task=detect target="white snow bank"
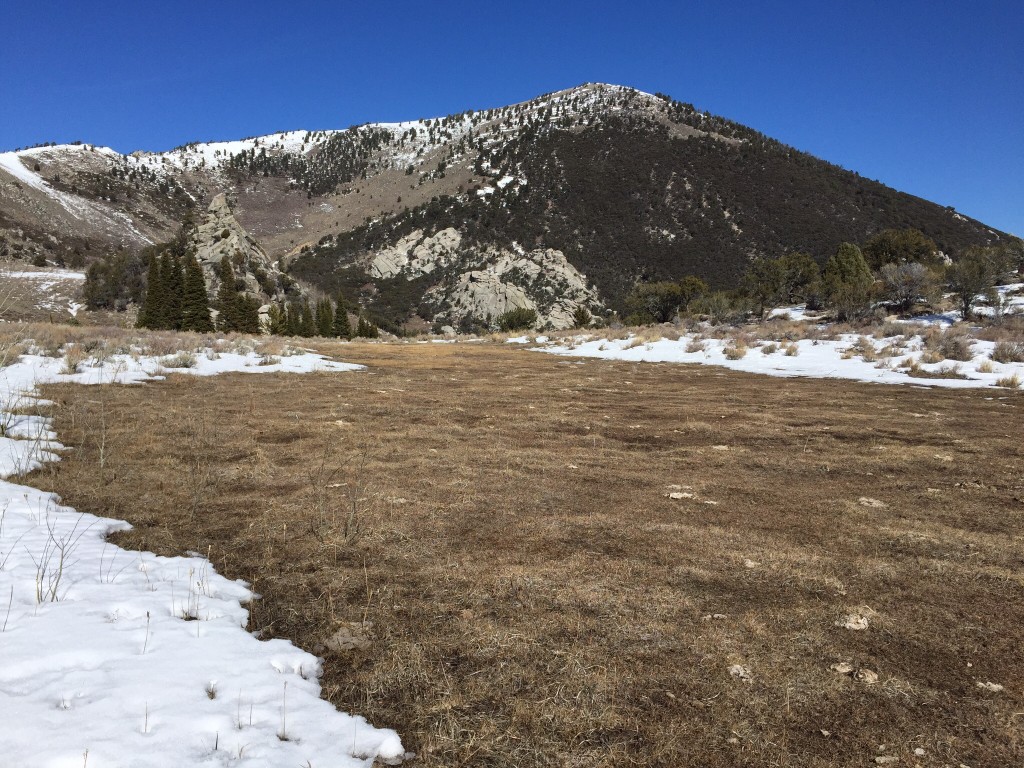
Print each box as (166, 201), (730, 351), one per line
(535, 332), (1024, 390)
(2, 270), (87, 281)
(0, 348), (406, 767)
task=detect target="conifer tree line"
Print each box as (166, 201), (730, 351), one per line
(137, 250), (379, 337)
(263, 291), (379, 339)
(137, 251), (215, 332)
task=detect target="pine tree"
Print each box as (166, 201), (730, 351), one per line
(137, 253), (164, 329)
(284, 303), (300, 336)
(180, 254), (213, 332)
(298, 300), (316, 337)
(332, 293), (352, 338)
(355, 314), (379, 338)
(216, 255), (239, 332)
(162, 254), (184, 330)
(237, 294), (261, 334)
(264, 303), (287, 335)
(315, 297), (334, 337)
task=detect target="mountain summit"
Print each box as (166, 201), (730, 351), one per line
(0, 83), (1010, 329)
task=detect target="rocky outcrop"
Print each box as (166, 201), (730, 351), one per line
(190, 193), (289, 301)
(423, 243), (601, 329)
(368, 228), (462, 279)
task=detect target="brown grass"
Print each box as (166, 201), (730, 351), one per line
(32, 342), (1024, 767)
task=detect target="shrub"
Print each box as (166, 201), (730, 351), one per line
(162, 351), (197, 369)
(991, 341), (1024, 363)
(761, 342), (779, 355)
(995, 373), (1021, 389)
(723, 344), (747, 360)
(497, 307), (538, 332)
(784, 342), (799, 356)
(977, 359), (995, 373)
(685, 338), (706, 353)
(937, 333), (974, 361)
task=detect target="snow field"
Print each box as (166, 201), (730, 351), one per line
(0, 347), (406, 767)
(527, 329), (1024, 391)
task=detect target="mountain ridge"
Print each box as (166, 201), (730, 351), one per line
(0, 83), (1013, 329)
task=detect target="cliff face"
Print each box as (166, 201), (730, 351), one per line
(189, 193), (292, 305)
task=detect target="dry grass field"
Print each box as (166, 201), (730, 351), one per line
(33, 341), (1024, 767)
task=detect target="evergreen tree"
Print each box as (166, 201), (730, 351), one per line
(741, 256), (786, 317)
(332, 293), (352, 338)
(823, 242), (873, 320)
(355, 314), (379, 338)
(948, 247), (998, 319)
(264, 303), (287, 335)
(315, 297), (334, 337)
(298, 300), (316, 337)
(237, 294), (261, 334)
(284, 303), (300, 336)
(137, 253), (164, 329)
(161, 254), (184, 330)
(216, 256), (239, 332)
(180, 254), (213, 332)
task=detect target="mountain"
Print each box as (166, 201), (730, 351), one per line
(0, 83), (1012, 330)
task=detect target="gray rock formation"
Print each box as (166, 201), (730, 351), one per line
(422, 242), (602, 329)
(190, 193), (289, 302)
(369, 228), (462, 279)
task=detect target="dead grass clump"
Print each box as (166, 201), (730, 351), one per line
(977, 359), (996, 374)
(995, 372), (1022, 389)
(783, 342), (799, 356)
(685, 337), (706, 353)
(907, 362), (968, 380)
(873, 321), (907, 339)
(760, 342), (779, 355)
(723, 343), (747, 360)
(919, 349), (945, 365)
(990, 341), (1024, 363)
(161, 351), (198, 369)
(61, 345), (88, 374)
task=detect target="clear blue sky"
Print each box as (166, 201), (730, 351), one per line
(3, 1), (1021, 235)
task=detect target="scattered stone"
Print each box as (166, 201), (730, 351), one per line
(743, 558), (760, 569)
(858, 497), (888, 509)
(837, 608), (875, 630)
(324, 621), (374, 653)
(854, 668), (879, 684)
(874, 757), (899, 765)
(976, 681), (1004, 693)
(728, 664), (753, 682)
(819, 729), (831, 737)
(711, 444), (730, 451)
(914, 748), (926, 757)
(831, 661), (855, 675)
(666, 491), (694, 500)
(701, 613), (729, 622)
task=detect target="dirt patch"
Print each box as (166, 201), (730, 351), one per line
(34, 342), (1024, 767)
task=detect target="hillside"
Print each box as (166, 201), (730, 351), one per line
(0, 83), (1012, 328)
